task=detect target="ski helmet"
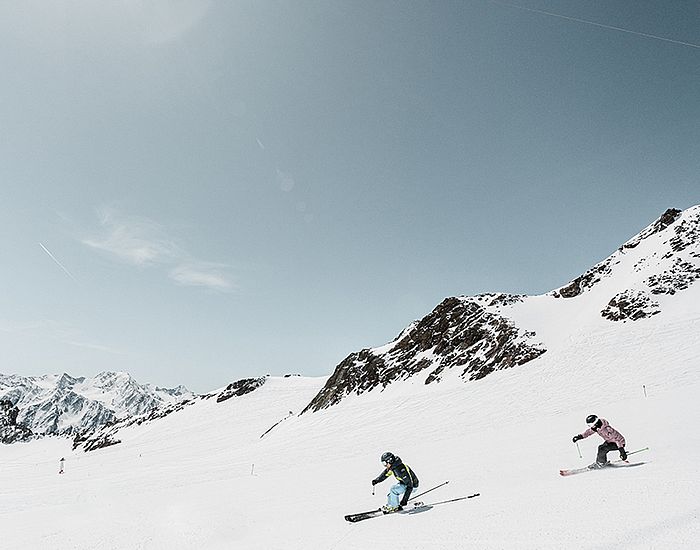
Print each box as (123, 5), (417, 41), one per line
(381, 451), (396, 465)
(586, 414), (598, 425)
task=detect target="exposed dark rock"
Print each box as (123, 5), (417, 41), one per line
(601, 290), (661, 322)
(0, 399), (34, 444)
(622, 208), (681, 250)
(82, 434), (122, 452)
(216, 377), (267, 403)
(476, 293), (525, 308)
(669, 216), (700, 253)
(646, 258), (700, 295)
(556, 261), (614, 299)
(555, 208), (684, 299)
(302, 297), (546, 413)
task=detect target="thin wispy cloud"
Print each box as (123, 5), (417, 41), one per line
(169, 263), (235, 292)
(83, 208), (180, 266)
(38, 242), (77, 281)
(83, 207), (235, 292)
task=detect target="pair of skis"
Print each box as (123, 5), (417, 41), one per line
(344, 481), (480, 523)
(559, 447), (649, 477)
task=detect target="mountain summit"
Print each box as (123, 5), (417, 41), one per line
(304, 205), (700, 413)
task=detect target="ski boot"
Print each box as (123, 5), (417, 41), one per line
(381, 504), (401, 514)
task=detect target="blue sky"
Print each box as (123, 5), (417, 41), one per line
(1, 1), (698, 392)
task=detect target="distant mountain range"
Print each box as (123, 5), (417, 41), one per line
(0, 371), (192, 441)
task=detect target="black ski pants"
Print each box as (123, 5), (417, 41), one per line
(597, 441), (621, 464)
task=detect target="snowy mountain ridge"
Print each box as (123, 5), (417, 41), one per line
(304, 205), (700, 412)
(0, 371), (193, 438)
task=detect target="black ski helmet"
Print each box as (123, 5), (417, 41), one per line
(586, 414), (598, 425)
(381, 451), (396, 465)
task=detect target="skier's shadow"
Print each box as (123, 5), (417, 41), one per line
(400, 504), (434, 516)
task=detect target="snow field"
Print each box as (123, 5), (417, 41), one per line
(2, 358), (699, 549)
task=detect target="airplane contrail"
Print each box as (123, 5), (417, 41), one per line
(39, 242), (77, 281)
(492, 1), (700, 50)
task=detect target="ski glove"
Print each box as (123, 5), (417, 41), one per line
(572, 434), (583, 443)
(371, 479), (379, 486)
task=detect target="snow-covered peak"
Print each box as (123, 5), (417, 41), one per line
(553, 206), (699, 301)
(304, 205), (700, 412)
(0, 371), (193, 436)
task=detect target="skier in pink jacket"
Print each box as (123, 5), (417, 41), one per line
(572, 415), (627, 467)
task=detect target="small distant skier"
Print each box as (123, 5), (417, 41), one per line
(371, 452), (419, 513)
(572, 415), (627, 468)
(59, 457), (65, 474)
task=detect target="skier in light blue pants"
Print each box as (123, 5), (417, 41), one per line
(371, 451), (419, 513)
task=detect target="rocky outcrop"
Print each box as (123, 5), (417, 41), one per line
(622, 208), (682, 250)
(302, 296), (546, 413)
(601, 290), (660, 322)
(0, 399), (33, 444)
(216, 377), (267, 403)
(555, 261), (615, 299)
(646, 258), (700, 295)
(601, 207), (700, 321)
(554, 208), (684, 299)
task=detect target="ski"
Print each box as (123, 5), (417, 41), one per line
(344, 509), (384, 523)
(560, 447), (649, 476)
(559, 461), (646, 476)
(344, 493), (479, 523)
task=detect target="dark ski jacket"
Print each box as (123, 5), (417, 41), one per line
(373, 457), (419, 504)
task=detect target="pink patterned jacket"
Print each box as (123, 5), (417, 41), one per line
(581, 418), (626, 448)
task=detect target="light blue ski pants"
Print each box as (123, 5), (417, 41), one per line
(387, 483), (407, 507)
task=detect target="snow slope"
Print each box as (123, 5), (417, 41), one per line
(1, 322), (699, 549)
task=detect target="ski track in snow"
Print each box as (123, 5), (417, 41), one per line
(2, 366), (699, 549)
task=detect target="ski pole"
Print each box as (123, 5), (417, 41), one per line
(408, 480), (449, 502)
(627, 447), (649, 457)
(575, 441), (582, 458)
(428, 494), (480, 506)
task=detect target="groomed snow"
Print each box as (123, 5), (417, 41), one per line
(2, 318), (699, 549)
